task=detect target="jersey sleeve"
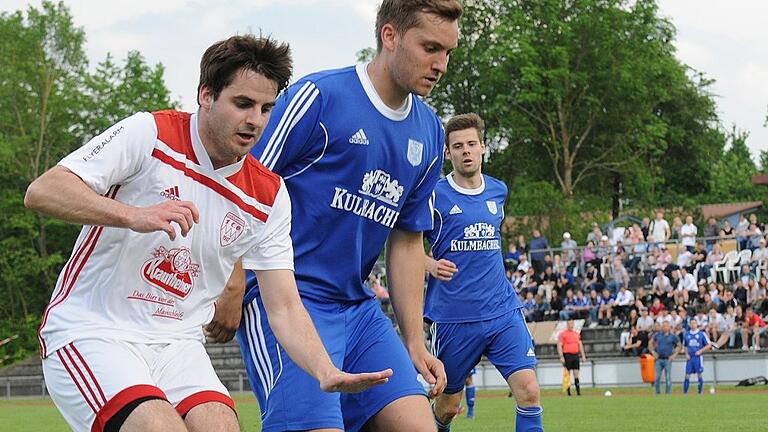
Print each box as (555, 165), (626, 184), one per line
(58, 112), (156, 195)
(251, 80), (323, 175)
(395, 139), (445, 232)
(241, 179), (294, 271)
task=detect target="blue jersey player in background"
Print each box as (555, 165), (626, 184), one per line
(424, 114), (543, 432)
(208, 1), (464, 431)
(683, 318), (711, 394)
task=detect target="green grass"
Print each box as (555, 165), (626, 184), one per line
(1, 387), (767, 431)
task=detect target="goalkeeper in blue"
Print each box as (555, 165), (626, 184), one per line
(425, 113), (543, 432)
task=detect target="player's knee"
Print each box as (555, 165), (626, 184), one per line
(434, 397), (461, 422)
(514, 377), (541, 406)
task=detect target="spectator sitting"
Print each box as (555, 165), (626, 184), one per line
(636, 307), (655, 333)
(634, 286), (654, 311)
(690, 242), (707, 277)
(517, 253), (531, 272)
(717, 289), (741, 314)
(587, 290), (601, 328)
(534, 294), (550, 322)
(504, 243), (520, 271)
(623, 326), (649, 356)
(706, 308), (724, 344)
(699, 243), (723, 283)
(694, 309), (709, 328)
(549, 289), (563, 320)
(656, 245), (674, 274)
(573, 290), (591, 321)
(721, 219), (735, 238)
(711, 305), (738, 349)
(606, 258), (629, 294)
(675, 268), (697, 306)
(583, 262), (604, 293)
(741, 307), (767, 351)
(736, 214), (750, 250)
(747, 219), (762, 250)
(556, 266), (575, 296)
(551, 254), (562, 273)
(517, 234), (528, 254)
(649, 297), (666, 318)
(751, 238), (768, 272)
(734, 280), (748, 305)
(596, 288), (616, 326)
(669, 309), (683, 334)
(655, 309), (673, 327)
(522, 291), (537, 322)
(740, 264), (756, 286)
(651, 269), (672, 300)
(614, 285), (635, 327)
(643, 246), (659, 283)
(543, 253), (554, 271)
(509, 269), (525, 294)
(676, 248), (694, 271)
(539, 266), (557, 302)
(627, 308), (639, 329)
(559, 289), (578, 321)
(524, 266), (541, 297)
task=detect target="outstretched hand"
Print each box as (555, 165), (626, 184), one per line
(319, 369), (394, 393)
(128, 200), (200, 240)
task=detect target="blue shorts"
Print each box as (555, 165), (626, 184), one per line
(430, 308), (536, 394)
(686, 356), (704, 375)
(236, 295), (425, 432)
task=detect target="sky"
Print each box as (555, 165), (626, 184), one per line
(3, 0), (766, 161)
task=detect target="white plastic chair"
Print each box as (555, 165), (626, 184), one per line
(715, 251), (738, 283)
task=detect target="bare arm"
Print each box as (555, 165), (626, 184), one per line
(257, 269), (392, 393)
(387, 228), (446, 397)
(25, 165), (199, 240)
(579, 340), (587, 360)
(557, 339), (564, 363)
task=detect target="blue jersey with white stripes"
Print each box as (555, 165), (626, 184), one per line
(683, 329), (709, 357)
(424, 174), (521, 323)
(245, 64), (444, 303)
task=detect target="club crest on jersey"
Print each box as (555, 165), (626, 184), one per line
(220, 212), (246, 247)
(141, 247), (199, 299)
(486, 200), (498, 215)
(360, 169), (404, 206)
(407, 139), (423, 166)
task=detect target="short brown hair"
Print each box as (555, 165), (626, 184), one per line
(198, 35), (292, 105)
(375, 0), (463, 51)
(445, 113), (484, 145)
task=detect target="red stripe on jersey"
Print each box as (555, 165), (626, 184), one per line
(39, 186), (120, 357)
(152, 111), (198, 165)
(71, 343), (107, 405)
(226, 155), (281, 208)
(57, 349), (99, 414)
(151, 149), (271, 222)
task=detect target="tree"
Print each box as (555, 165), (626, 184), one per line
(428, 0), (720, 203)
(708, 127), (761, 202)
(0, 1), (176, 362)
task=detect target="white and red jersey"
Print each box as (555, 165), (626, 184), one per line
(39, 110), (293, 358)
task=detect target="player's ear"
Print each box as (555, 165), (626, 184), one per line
(198, 85), (214, 111)
(380, 23), (397, 52)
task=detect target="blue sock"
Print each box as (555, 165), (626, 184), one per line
(683, 378), (690, 394)
(465, 386), (475, 415)
(698, 377), (704, 394)
(516, 405), (544, 432)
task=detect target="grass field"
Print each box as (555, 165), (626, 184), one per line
(1, 386), (767, 431)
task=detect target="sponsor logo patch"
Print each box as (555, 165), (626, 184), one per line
(141, 247), (199, 299)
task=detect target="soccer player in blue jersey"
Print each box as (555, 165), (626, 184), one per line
(425, 113), (543, 432)
(682, 318), (711, 394)
(207, 1), (463, 431)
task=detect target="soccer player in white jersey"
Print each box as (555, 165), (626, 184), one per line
(425, 114), (543, 432)
(24, 35), (390, 432)
(208, 1), (463, 431)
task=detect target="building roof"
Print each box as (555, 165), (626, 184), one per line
(699, 201), (763, 220)
(752, 175), (768, 186)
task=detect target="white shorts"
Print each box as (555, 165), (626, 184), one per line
(42, 337), (232, 432)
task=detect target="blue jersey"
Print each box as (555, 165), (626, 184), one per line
(683, 329), (710, 357)
(424, 174), (521, 323)
(245, 64), (444, 303)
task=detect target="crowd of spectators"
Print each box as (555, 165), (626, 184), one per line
(510, 211), (768, 354)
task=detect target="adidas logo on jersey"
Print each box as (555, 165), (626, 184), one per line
(160, 186), (180, 201)
(527, 348), (536, 357)
(349, 128), (369, 145)
(449, 205), (463, 215)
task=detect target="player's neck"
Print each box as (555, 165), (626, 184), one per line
(450, 171), (482, 190)
(366, 59), (410, 110)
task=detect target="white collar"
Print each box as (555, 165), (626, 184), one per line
(191, 112), (245, 177)
(356, 63), (412, 121)
(447, 172), (485, 195)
